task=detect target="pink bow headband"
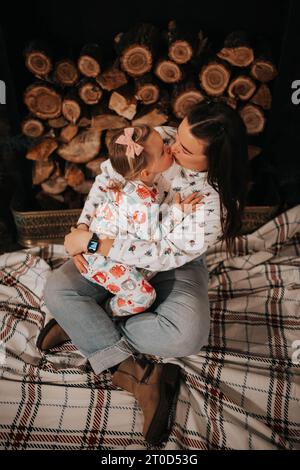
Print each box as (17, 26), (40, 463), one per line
(115, 128), (144, 159)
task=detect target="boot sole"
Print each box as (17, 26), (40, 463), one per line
(144, 363), (181, 446)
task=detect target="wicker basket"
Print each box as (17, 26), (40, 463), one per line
(11, 205), (280, 248)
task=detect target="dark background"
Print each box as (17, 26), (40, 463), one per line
(0, 0), (300, 229)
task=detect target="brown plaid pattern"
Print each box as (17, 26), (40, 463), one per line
(0, 206), (300, 450)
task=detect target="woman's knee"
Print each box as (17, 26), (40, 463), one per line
(157, 303), (210, 357)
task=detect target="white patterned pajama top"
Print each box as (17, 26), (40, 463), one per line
(78, 126), (224, 316)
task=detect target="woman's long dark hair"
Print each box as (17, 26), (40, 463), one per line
(187, 99), (250, 257)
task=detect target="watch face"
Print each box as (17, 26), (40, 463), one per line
(88, 240), (98, 252)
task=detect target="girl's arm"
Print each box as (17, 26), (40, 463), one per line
(76, 159), (125, 227)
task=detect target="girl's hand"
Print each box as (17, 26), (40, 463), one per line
(73, 253), (89, 274)
(174, 192), (205, 215)
(64, 227), (91, 256)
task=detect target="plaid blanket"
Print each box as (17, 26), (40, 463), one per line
(0, 205), (300, 450)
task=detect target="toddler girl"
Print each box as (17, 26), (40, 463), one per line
(81, 125), (201, 317)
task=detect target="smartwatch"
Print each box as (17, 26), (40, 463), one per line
(87, 232), (100, 254)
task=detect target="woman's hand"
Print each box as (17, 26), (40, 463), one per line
(64, 226), (91, 256)
(174, 192), (205, 215)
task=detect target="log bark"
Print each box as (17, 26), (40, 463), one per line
(199, 60), (231, 96)
(62, 93), (82, 123)
(21, 116), (45, 138)
(96, 62), (128, 91)
(24, 83), (62, 120)
(78, 79), (103, 105)
(32, 160), (55, 185)
(54, 59), (79, 86)
(172, 81), (205, 119)
(24, 41), (53, 77)
(239, 104), (265, 135)
(117, 23), (159, 77)
(227, 75), (256, 101)
(78, 44), (102, 77)
(65, 163), (85, 187)
(60, 123), (79, 143)
(154, 59), (183, 83)
(108, 85), (137, 120)
(217, 30), (254, 67)
(134, 74), (160, 104)
(166, 20), (194, 64)
(250, 83), (272, 110)
(26, 138), (58, 161)
(58, 128), (102, 163)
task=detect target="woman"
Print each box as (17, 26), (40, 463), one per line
(40, 100), (249, 445)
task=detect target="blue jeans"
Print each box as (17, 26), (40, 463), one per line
(43, 255), (210, 375)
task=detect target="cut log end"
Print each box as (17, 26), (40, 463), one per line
(22, 118), (45, 138)
(65, 163), (85, 187)
(79, 82), (103, 105)
(55, 60), (79, 86)
(26, 138), (58, 161)
(109, 88), (137, 120)
(24, 84), (62, 120)
(48, 116), (68, 129)
(217, 46), (254, 67)
(25, 52), (52, 77)
(250, 84), (272, 110)
(199, 61), (231, 96)
(58, 128), (102, 163)
(120, 46), (152, 77)
(62, 99), (81, 123)
(41, 176), (68, 195)
(60, 123), (79, 143)
(78, 56), (101, 78)
(172, 90), (204, 119)
(91, 114), (128, 131)
(248, 145), (262, 160)
(135, 83), (160, 105)
(132, 105), (169, 127)
(155, 60), (183, 83)
(251, 59), (278, 83)
(169, 40), (193, 64)
(240, 104), (265, 135)
(227, 76), (256, 101)
(97, 66), (128, 91)
(32, 160), (55, 185)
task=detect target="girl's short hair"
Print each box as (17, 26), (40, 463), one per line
(108, 125), (152, 180)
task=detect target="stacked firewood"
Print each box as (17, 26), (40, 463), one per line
(22, 23), (278, 209)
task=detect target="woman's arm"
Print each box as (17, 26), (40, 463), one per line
(65, 192), (222, 271)
(107, 192), (222, 271)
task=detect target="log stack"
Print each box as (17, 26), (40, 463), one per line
(22, 24), (278, 210)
